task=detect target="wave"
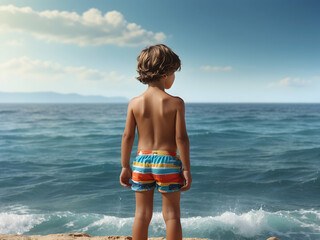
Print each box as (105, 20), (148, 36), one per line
(1, 205), (320, 239)
(0, 110), (18, 114)
(213, 117), (262, 124)
(1, 133), (123, 142)
(189, 130), (258, 138)
(294, 128), (320, 135)
(280, 147), (320, 159)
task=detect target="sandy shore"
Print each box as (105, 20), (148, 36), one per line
(0, 233), (281, 240)
(0, 232), (210, 240)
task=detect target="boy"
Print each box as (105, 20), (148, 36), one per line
(120, 44), (192, 240)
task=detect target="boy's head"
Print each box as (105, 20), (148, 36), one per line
(136, 44), (181, 84)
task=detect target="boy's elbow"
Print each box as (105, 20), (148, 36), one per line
(122, 132), (135, 141)
(176, 134), (189, 143)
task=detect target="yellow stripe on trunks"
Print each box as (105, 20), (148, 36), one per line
(133, 162), (180, 168)
(138, 150), (177, 156)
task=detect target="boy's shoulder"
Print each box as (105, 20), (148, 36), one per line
(127, 95), (184, 119)
(129, 93), (184, 108)
(166, 94), (185, 109)
(128, 94), (142, 106)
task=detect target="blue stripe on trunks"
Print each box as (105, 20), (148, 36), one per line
(134, 155), (181, 167)
(132, 166), (181, 174)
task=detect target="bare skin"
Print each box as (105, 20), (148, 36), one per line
(120, 71), (192, 240)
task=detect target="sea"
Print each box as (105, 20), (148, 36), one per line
(0, 103), (319, 240)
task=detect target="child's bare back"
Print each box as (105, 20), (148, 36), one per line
(131, 88), (181, 152)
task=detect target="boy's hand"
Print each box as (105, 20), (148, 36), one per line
(180, 170), (192, 191)
(120, 167), (132, 188)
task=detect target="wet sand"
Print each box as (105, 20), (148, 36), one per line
(0, 233), (281, 240)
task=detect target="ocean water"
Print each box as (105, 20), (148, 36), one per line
(0, 103), (319, 240)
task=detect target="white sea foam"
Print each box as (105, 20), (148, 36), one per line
(0, 210), (46, 234)
(1, 204), (320, 238)
(190, 208), (271, 237)
(79, 208), (320, 238)
(81, 215), (134, 232)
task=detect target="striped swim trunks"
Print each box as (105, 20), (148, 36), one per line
(130, 150), (184, 193)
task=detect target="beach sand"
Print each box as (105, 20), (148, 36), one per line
(0, 233), (281, 240)
(0, 232), (209, 240)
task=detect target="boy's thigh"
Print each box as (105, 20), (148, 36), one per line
(161, 191), (181, 218)
(135, 189), (155, 210)
(134, 190), (155, 221)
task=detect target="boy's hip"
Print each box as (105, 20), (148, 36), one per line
(133, 149), (181, 166)
(137, 149), (178, 157)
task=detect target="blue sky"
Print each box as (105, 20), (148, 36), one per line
(0, 0), (319, 102)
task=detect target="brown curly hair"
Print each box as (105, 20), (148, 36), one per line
(136, 44), (181, 84)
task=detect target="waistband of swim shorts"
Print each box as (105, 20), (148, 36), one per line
(137, 150), (177, 157)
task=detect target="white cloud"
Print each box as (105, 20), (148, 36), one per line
(0, 4), (166, 47)
(0, 56), (139, 97)
(201, 65), (232, 72)
(0, 56), (125, 82)
(268, 77), (312, 88)
(5, 39), (24, 46)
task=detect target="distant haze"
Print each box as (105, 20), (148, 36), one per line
(0, 92), (129, 103)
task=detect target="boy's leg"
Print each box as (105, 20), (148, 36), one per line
(132, 189), (154, 240)
(162, 191), (182, 240)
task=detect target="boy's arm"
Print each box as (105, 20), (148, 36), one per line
(121, 100), (136, 168)
(175, 98), (192, 191)
(120, 100), (136, 188)
(175, 98), (190, 170)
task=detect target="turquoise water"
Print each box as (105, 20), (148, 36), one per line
(0, 103), (319, 240)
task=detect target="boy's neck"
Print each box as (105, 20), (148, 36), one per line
(147, 79), (165, 91)
(147, 85), (165, 91)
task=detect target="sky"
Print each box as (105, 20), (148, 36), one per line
(0, 0), (319, 102)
